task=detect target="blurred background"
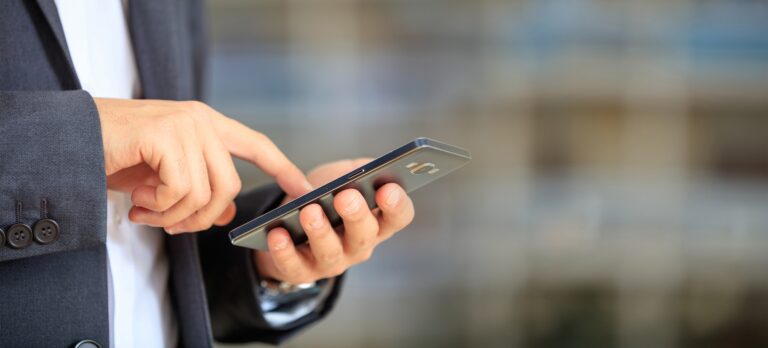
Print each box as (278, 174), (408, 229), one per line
(207, 0), (768, 347)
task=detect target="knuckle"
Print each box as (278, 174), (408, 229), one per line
(180, 114), (198, 130)
(179, 177), (194, 195)
(232, 176), (243, 194)
(171, 108), (197, 128)
(155, 114), (177, 132)
(318, 250), (343, 266)
(202, 189), (213, 204)
(183, 100), (209, 115)
(251, 130), (269, 143)
(224, 176), (242, 197)
(168, 180), (191, 201)
(194, 190), (211, 207)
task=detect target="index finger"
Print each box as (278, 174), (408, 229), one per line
(213, 116), (312, 198)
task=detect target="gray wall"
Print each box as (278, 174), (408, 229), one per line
(209, 1), (768, 347)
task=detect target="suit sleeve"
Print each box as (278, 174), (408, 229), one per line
(0, 90), (106, 263)
(198, 184), (345, 345)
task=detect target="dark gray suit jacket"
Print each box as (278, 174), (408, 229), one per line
(0, 0), (342, 346)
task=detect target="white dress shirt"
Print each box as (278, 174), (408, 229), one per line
(54, 1), (177, 347)
(54, 1), (330, 346)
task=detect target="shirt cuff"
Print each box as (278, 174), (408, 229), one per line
(255, 277), (336, 328)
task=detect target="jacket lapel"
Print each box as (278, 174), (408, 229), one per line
(128, 0), (183, 100)
(33, 0), (81, 89)
(129, 4), (213, 345)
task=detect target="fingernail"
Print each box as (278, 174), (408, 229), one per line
(165, 227), (178, 234)
(386, 188), (401, 207)
(344, 195), (361, 215)
(303, 181), (314, 192)
(273, 235), (288, 250)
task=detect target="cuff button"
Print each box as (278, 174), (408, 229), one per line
(74, 340), (102, 348)
(34, 218), (60, 244)
(0, 228), (5, 247)
(7, 223), (32, 249)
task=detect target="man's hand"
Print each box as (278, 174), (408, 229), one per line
(96, 98), (312, 233)
(253, 159), (416, 284)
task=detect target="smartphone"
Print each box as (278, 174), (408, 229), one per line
(229, 137), (471, 250)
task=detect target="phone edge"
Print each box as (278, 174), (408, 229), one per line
(228, 137), (470, 245)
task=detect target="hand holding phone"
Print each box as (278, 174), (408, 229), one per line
(230, 138), (471, 250)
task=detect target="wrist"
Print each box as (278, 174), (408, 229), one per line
(92, 97), (124, 176)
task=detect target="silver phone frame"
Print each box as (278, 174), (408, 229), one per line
(230, 137), (471, 250)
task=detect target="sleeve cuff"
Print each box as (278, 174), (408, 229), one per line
(199, 183), (347, 344)
(253, 270), (336, 329)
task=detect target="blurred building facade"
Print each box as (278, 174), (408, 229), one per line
(207, 1), (768, 347)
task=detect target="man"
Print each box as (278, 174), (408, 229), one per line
(0, 0), (415, 347)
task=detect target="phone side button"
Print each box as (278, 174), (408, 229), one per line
(348, 168), (366, 180)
